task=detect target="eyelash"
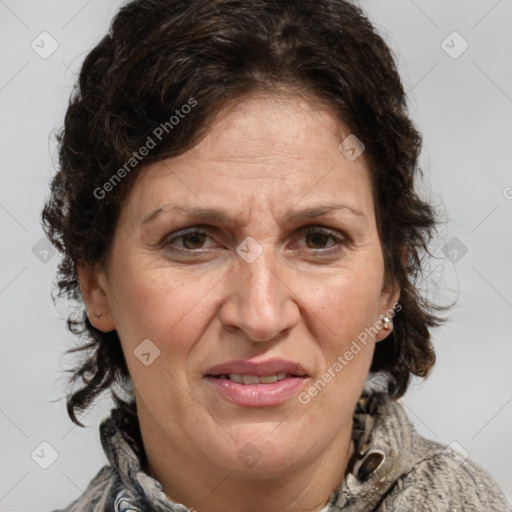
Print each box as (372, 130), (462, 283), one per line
(162, 226), (347, 257)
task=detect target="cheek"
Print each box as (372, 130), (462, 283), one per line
(298, 276), (381, 413)
(311, 261), (383, 332)
(109, 258), (221, 350)
(300, 256), (384, 379)
(109, 265), (215, 399)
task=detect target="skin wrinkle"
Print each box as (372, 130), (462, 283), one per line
(78, 93), (399, 512)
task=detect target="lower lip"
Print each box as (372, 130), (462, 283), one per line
(205, 376), (307, 407)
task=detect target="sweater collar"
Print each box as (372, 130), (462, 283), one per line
(99, 390), (419, 511)
(322, 391), (420, 511)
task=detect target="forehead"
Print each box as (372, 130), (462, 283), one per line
(123, 92), (375, 227)
(187, 92), (359, 169)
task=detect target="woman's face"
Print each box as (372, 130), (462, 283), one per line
(81, 93), (398, 480)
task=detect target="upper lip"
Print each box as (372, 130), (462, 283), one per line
(205, 358), (308, 377)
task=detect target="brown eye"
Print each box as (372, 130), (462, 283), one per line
(305, 232), (332, 249)
(296, 227), (346, 257)
(181, 232), (208, 250)
(164, 228), (213, 253)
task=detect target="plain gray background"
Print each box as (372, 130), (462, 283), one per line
(1, 1), (511, 510)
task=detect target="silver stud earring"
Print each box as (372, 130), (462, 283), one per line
(94, 312), (102, 318)
(383, 316), (391, 329)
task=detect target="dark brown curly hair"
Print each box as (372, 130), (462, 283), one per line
(42, 0), (446, 426)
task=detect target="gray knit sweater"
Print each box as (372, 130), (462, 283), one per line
(52, 391), (511, 512)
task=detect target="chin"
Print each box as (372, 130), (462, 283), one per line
(219, 427), (308, 473)
(231, 447), (304, 476)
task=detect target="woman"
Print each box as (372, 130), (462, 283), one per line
(42, 0), (510, 510)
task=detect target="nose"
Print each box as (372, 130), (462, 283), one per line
(218, 248), (300, 343)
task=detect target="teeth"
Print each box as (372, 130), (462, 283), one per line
(259, 375), (277, 384)
(242, 375), (259, 385)
(224, 373), (289, 384)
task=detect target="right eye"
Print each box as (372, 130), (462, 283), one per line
(163, 228), (217, 253)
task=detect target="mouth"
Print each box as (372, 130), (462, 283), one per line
(204, 358), (309, 407)
(205, 357), (308, 379)
(212, 372), (297, 384)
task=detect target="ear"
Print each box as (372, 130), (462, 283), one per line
(77, 264), (117, 332)
(375, 245), (407, 342)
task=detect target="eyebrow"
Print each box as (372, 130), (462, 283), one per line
(141, 203), (366, 228)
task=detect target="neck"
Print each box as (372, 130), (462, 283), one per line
(138, 405), (355, 512)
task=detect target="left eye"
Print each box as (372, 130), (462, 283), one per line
(300, 227), (342, 251)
